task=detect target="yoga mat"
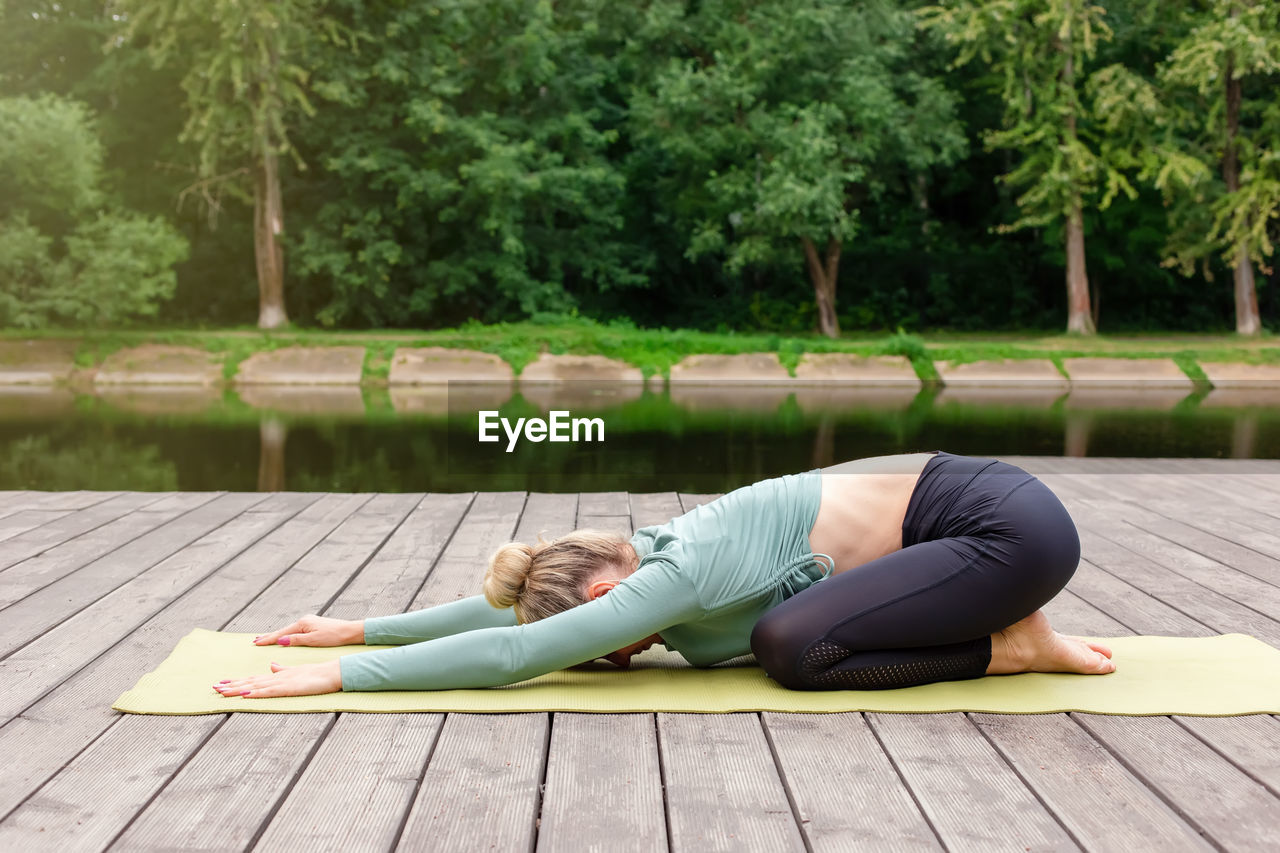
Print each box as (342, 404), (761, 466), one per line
(113, 629), (1280, 716)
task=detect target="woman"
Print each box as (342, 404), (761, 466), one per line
(215, 451), (1114, 699)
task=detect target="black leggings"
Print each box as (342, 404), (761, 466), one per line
(750, 453), (1081, 690)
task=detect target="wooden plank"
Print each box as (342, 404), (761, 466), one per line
(1075, 523), (1280, 645)
(1220, 473), (1280, 502)
(0, 715), (222, 852)
(407, 491), (526, 609)
(1051, 497), (1280, 644)
(261, 493), (537, 851)
(1122, 469), (1280, 516)
(225, 493), (421, 632)
(1065, 559), (1214, 637)
(389, 494), (550, 853)
(576, 491), (629, 516)
(0, 492), (30, 518)
(538, 714), (666, 853)
(970, 714), (1209, 851)
(0, 509), (71, 544)
(0, 498), (297, 720)
(1063, 496), (1280, 625)
(576, 513), (631, 536)
(677, 493), (721, 514)
(323, 493), (471, 623)
(1116, 504), (1280, 591)
(0, 493), (219, 603)
(629, 492), (684, 529)
(110, 713), (333, 851)
(0, 492), (165, 572)
(867, 713), (1077, 851)
(762, 713), (940, 852)
(1070, 469), (1280, 558)
(251, 493), (471, 850)
(116, 495), (423, 844)
(397, 713), (547, 851)
(251, 714), (443, 853)
(514, 492), (579, 543)
(1073, 714), (1280, 848)
(1175, 715), (1280, 795)
(658, 713), (805, 852)
(1143, 497), (1280, 570)
(19, 491), (122, 511)
(1049, 471), (1280, 591)
(1040, 588), (1131, 638)
(514, 495), (665, 853)
(0, 492), (267, 655)
(0, 493), (356, 818)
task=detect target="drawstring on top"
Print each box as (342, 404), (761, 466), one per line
(776, 552), (834, 598)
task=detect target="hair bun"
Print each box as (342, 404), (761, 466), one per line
(484, 542), (535, 609)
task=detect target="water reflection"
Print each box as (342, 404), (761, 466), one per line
(1, 382), (1278, 492)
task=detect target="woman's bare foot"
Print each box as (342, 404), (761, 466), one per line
(988, 610), (1116, 676)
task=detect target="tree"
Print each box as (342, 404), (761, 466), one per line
(630, 0), (964, 338)
(120, 0), (336, 329)
(0, 94), (187, 327)
(1117, 1), (1280, 335)
(288, 0), (645, 328)
(922, 0), (1126, 334)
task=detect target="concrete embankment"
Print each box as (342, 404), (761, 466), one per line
(3, 341), (1280, 399)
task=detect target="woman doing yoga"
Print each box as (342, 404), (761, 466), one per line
(214, 451), (1114, 699)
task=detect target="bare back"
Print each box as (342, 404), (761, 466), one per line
(809, 452), (935, 574)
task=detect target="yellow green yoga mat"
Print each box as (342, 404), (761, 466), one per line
(113, 629), (1280, 716)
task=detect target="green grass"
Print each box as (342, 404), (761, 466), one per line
(1, 321), (1275, 383)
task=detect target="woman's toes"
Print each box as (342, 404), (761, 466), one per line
(1088, 642), (1113, 659)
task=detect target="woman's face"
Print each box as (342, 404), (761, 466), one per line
(601, 633), (662, 668)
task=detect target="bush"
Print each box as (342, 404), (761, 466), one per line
(0, 95), (188, 327)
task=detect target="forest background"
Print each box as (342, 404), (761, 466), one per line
(1, 0), (1278, 338)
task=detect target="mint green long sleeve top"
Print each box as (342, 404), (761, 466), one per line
(339, 470), (831, 691)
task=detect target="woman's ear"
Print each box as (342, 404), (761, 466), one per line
(586, 579), (620, 601)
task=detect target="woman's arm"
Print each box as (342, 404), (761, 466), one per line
(221, 556), (702, 697)
(340, 560), (702, 690)
(251, 596), (518, 648)
(362, 595), (518, 643)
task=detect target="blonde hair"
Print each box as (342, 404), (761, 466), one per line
(484, 529), (633, 623)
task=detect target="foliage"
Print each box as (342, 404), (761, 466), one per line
(629, 0), (964, 327)
(0, 1), (1276, 333)
(0, 95), (103, 229)
(0, 94), (188, 327)
(920, 0), (1123, 231)
(117, 0), (327, 206)
(289, 0), (644, 328)
(1147, 0), (1279, 275)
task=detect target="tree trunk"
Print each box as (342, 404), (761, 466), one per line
(1061, 30), (1095, 335)
(1223, 41), (1262, 335)
(802, 235), (841, 339)
(1064, 200), (1095, 334)
(254, 146), (288, 329)
(1233, 245), (1261, 335)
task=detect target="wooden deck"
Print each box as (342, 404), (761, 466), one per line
(2, 458), (1280, 851)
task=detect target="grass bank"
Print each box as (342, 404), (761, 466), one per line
(2, 320), (1276, 381)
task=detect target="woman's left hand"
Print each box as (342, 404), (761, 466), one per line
(213, 659), (342, 699)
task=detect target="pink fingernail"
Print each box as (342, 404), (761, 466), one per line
(219, 680), (230, 684)
(241, 691), (250, 696)
(278, 637), (291, 646)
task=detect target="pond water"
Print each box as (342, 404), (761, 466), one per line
(3, 383), (1279, 493)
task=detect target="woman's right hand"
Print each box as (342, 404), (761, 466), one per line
(253, 614), (364, 648)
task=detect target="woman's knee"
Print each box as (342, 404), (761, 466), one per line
(750, 608), (814, 690)
(1008, 489), (1081, 602)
